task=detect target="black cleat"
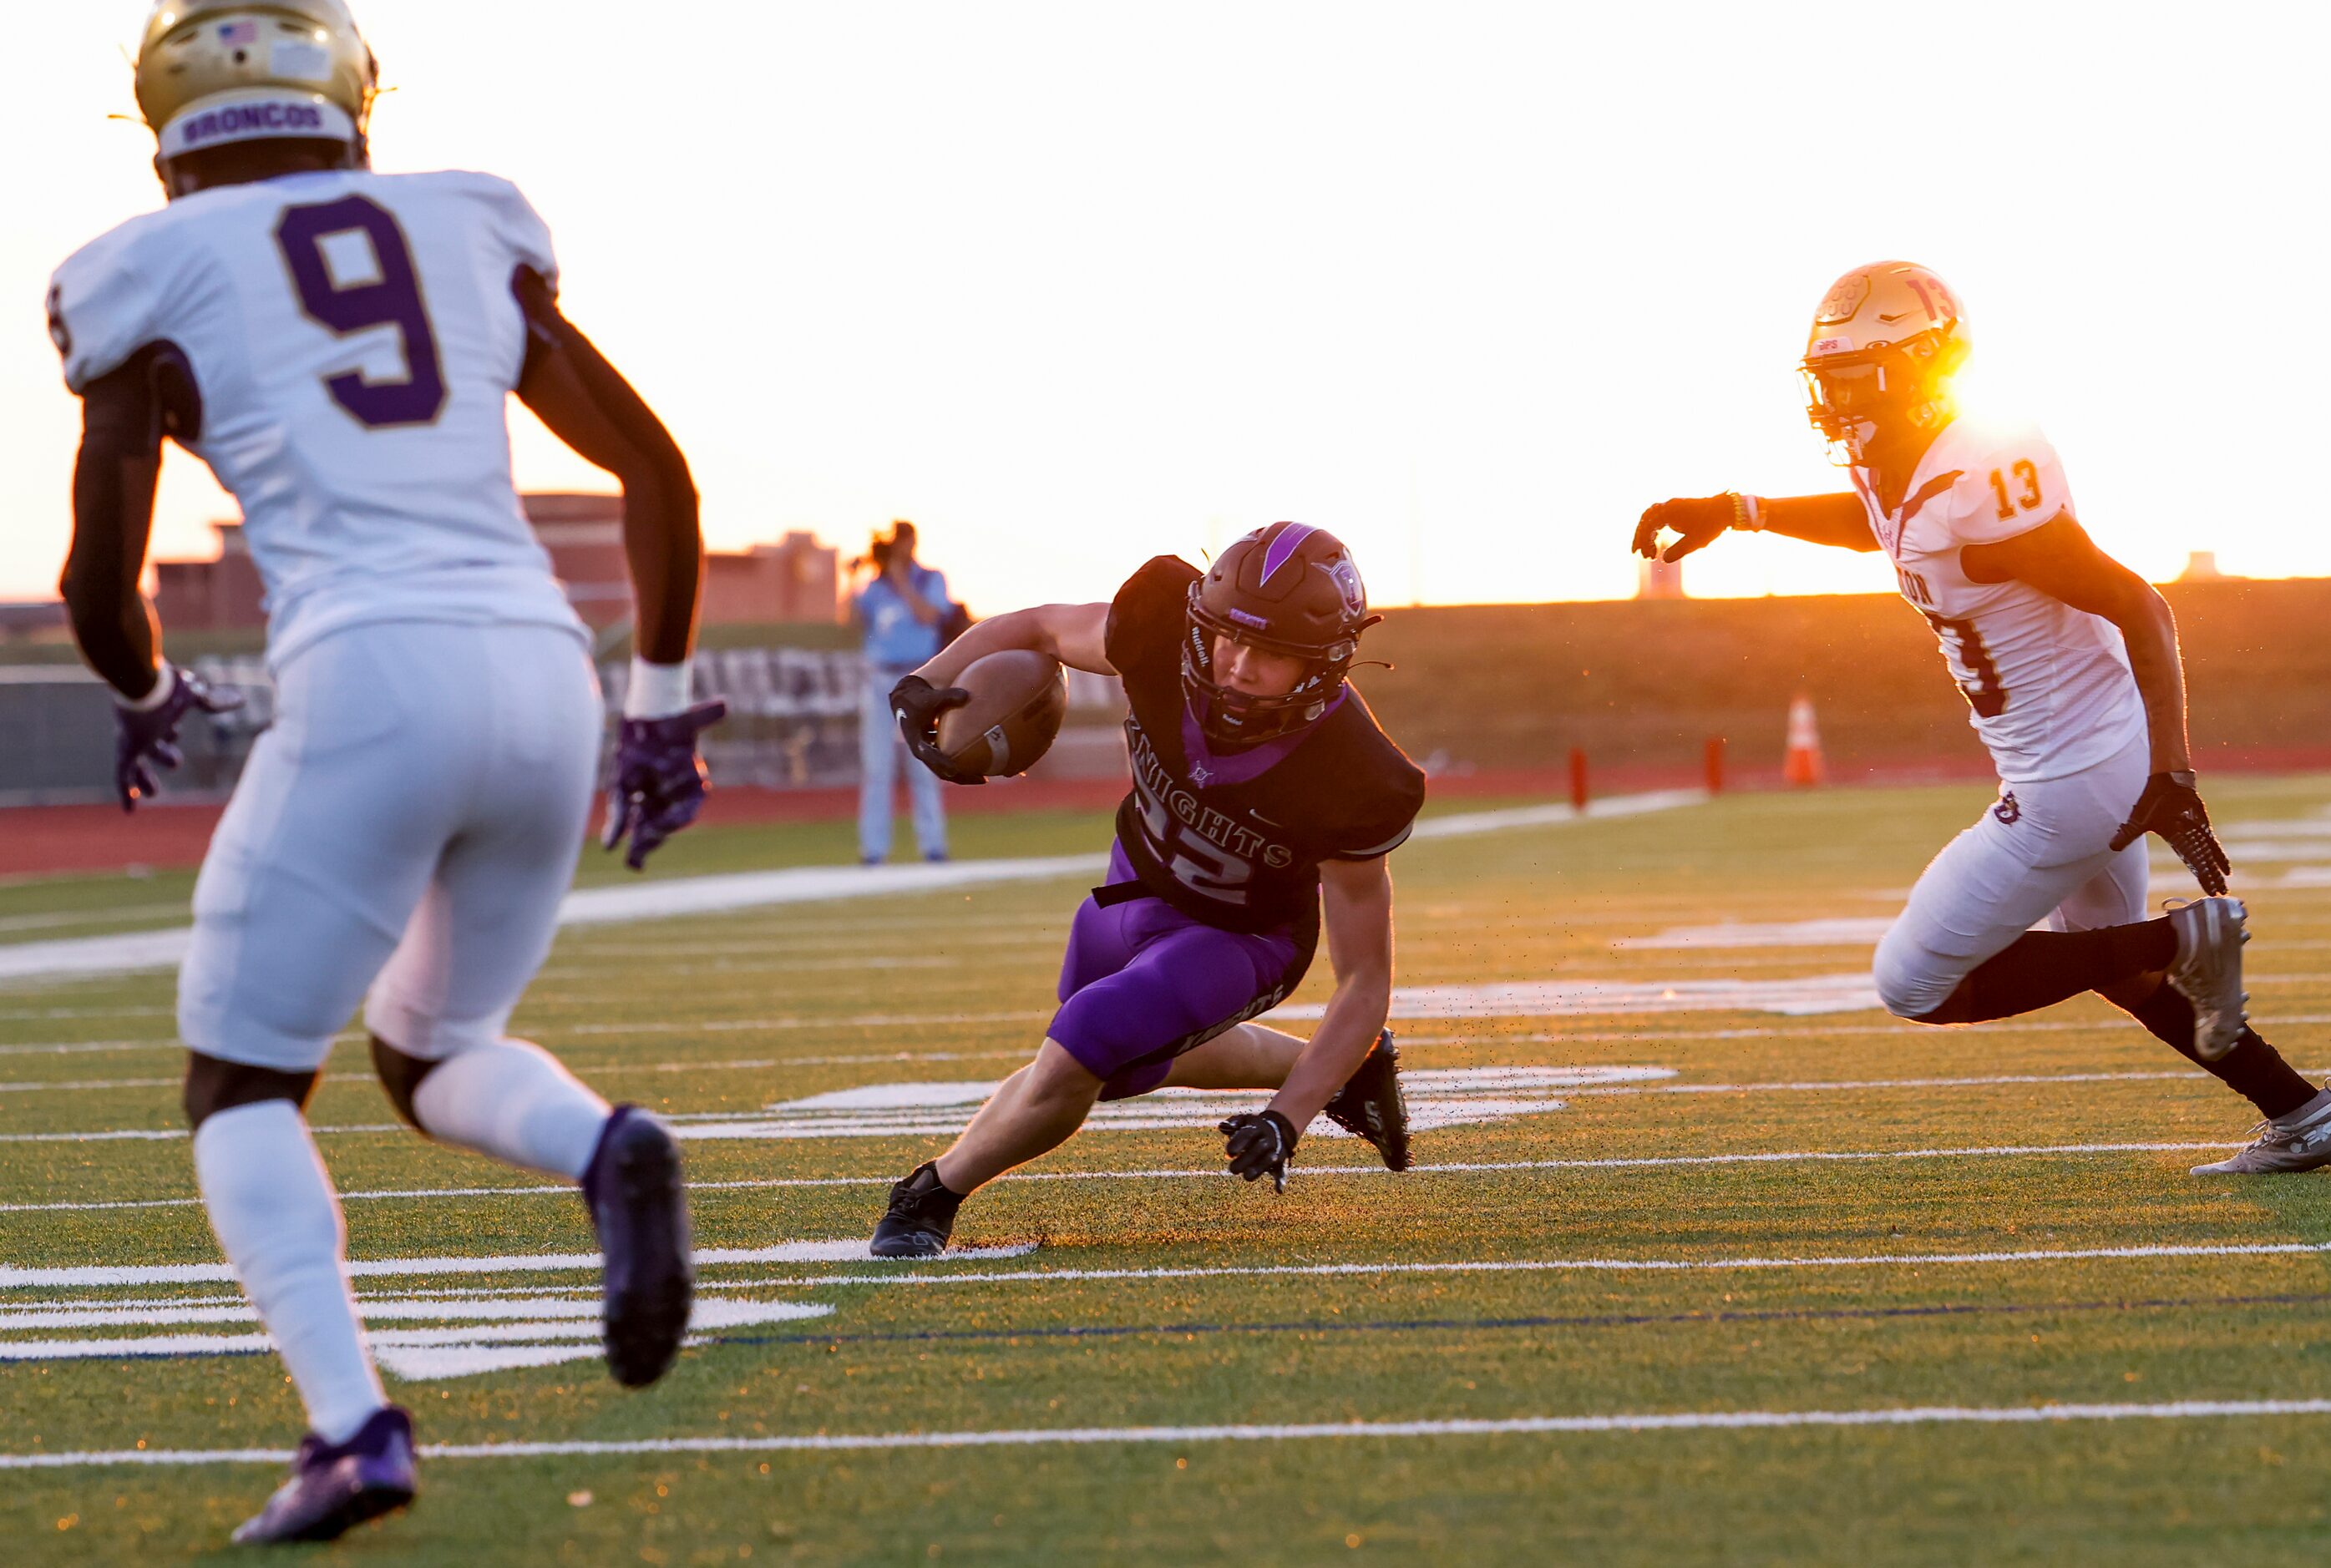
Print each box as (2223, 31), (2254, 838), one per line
(871, 1161), (964, 1257)
(584, 1105), (694, 1388)
(1323, 1027), (1412, 1171)
(231, 1405), (417, 1545)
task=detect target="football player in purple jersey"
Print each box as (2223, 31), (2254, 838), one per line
(874, 523), (1427, 1255)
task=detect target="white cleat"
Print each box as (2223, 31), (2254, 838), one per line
(2163, 897), (2250, 1062)
(2192, 1091), (2331, 1176)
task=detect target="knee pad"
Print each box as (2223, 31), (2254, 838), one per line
(181, 1052), (320, 1130)
(370, 1034), (444, 1129)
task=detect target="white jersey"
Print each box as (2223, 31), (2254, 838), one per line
(1851, 417), (2146, 782)
(48, 169), (585, 667)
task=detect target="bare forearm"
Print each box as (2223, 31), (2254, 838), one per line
(63, 387), (165, 701)
(914, 608), (1041, 687)
(1760, 493), (1880, 552)
(621, 464), (702, 665)
(1268, 972), (1391, 1128)
(896, 575), (942, 625)
(2117, 592), (2192, 772)
(60, 569), (160, 700)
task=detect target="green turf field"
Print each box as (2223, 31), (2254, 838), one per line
(5, 778), (2331, 1565)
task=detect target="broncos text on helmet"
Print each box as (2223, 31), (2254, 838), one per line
(1801, 260), (1971, 466)
(1183, 522), (1382, 747)
(135, 1), (379, 189)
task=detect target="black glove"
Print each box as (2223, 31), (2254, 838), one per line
(2109, 770), (2231, 895)
(1633, 494), (1739, 564)
(114, 664), (245, 813)
(1219, 1110), (1300, 1193)
(888, 674), (985, 786)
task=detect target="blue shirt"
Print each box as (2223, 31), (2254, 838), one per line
(856, 567), (950, 669)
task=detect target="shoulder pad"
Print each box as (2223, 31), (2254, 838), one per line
(1939, 421), (2074, 546)
(48, 212), (190, 393)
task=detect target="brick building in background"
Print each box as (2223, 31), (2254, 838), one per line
(152, 493), (844, 633)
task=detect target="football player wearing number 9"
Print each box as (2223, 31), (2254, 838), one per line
(50, 3), (722, 1545)
(872, 524), (1427, 1255)
(1635, 262), (2331, 1176)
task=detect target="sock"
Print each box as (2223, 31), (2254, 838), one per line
(192, 1101), (384, 1445)
(905, 1161), (969, 1218)
(1952, 921), (2180, 1022)
(410, 1038), (611, 1181)
(2113, 984), (2318, 1120)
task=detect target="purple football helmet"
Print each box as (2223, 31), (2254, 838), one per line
(1183, 522), (1381, 746)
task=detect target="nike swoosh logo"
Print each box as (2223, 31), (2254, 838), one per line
(1877, 311), (1910, 323)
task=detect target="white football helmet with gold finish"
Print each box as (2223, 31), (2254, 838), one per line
(1801, 260), (1971, 464)
(134, 2), (377, 179)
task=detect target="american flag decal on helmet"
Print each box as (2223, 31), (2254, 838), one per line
(218, 20), (261, 45)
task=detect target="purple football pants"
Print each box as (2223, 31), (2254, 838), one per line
(1049, 845), (1312, 1100)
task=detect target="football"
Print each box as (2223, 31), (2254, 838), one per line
(934, 649), (1070, 778)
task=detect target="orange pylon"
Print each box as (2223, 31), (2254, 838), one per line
(1782, 694), (1825, 787)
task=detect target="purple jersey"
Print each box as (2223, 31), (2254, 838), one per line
(1106, 557), (1425, 935)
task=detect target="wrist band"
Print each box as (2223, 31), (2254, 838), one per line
(1727, 492), (1766, 533)
(116, 663), (175, 712)
(624, 657), (695, 720)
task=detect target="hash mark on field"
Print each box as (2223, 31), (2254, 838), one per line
(11, 1399), (2331, 1469)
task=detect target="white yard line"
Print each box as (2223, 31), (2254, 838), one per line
(0, 791), (1705, 987)
(5, 1065), (2311, 1150)
(0, 1240), (1036, 1290)
(0, 1140), (2247, 1215)
(8, 1398), (2331, 1469)
(707, 1237), (2331, 1296)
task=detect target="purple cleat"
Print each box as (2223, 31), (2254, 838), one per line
(231, 1404), (416, 1545)
(584, 1105), (695, 1387)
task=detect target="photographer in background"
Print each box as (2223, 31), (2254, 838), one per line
(851, 522), (959, 864)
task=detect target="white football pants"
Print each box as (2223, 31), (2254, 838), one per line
(179, 621), (600, 1070)
(1872, 731), (2151, 1019)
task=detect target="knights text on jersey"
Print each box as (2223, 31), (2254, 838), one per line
(48, 169), (585, 667)
(1851, 418), (2147, 782)
(1103, 557), (1426, 934)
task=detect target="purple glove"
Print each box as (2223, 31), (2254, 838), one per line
(115, 665), (245, 812)
(601, 700), (727, 871)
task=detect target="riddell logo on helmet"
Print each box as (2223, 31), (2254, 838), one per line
(178, 101), (327, 149)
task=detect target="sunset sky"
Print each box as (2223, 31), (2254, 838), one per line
(1, 3), (2320, 618)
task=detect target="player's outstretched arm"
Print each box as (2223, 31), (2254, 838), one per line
(1267, 854), (1396, 1132)
(1634, 492), (1876, 561)
(513, 267), (701, 666)
(60, 346), (242, 811)
(889, 603), (1113, 784)
(1964, 514), (2229, 891)
(512, 267), (722, 869)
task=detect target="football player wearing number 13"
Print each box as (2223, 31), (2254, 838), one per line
(49, 2), (724, 1544)
(1637, 261), (2331, 1176)
(872, 524), (1427, 1256)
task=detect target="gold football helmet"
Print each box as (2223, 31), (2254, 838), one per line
(1801, 260), (1971, 463)
(134, 3), (377, 175)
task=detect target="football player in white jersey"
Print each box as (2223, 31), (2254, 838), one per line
(1634, 261), (2331, 1178)
(50, 3), (726, 1543)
